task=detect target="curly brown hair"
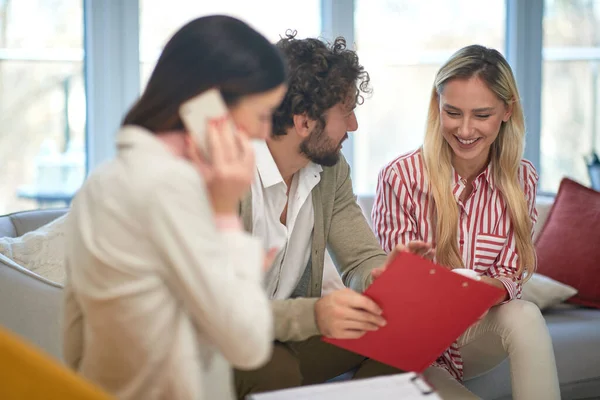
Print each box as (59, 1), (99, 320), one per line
(272, 31), (371, 136)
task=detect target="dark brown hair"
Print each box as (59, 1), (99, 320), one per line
(272, 31), (370, 136)
(123, 15), (286, 132)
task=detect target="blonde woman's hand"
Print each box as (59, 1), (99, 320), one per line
(371, 241), (434, 280)
(185, 117), (255, 215)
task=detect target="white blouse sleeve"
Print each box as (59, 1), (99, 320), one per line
(149, 167), (272, 370)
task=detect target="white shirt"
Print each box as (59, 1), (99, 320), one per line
(251, 141), (344, 300)
(63, 126), (272, 400)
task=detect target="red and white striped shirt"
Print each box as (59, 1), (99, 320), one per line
(372, 148), (538, 380)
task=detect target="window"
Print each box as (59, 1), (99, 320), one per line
(2, 1), (579, 217)
(0, 0), (85, 214)
(139, 0), (322, 88)
(353, 0), (506, 195)
(540, 0), (600, 192)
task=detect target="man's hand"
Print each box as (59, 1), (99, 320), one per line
(315, 288), (386, 339)
(371, 241), (433, 280)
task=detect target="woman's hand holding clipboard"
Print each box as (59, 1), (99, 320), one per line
(323, 251), (505, 373)
(370, 241), (434, 281)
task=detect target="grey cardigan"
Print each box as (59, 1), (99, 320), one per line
(241, 155), (387, 342)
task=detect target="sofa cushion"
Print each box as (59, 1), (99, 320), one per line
(0, 217), (16, 238)
(521, 273), (578, 311)
(535, 178), (600, 308)
(0, 209), (68, 239)
(0, 214), (68, 284)
(544, 306), (600, 398)
(0, 209), (68, 361)
(10, 209), (69, 237)
(0, 254), (63, 360)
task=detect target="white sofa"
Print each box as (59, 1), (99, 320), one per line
(0, 208), (65, 360)
(1, 200), (599, 399)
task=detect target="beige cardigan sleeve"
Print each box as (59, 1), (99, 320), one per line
(327, 157), (387, 292)
(271, 298), (320, 342)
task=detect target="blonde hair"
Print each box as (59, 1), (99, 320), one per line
(422, 45), (535, 281)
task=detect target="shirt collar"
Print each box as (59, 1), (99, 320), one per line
(452, 162), (494, 192)
(254, 140), (284, 188)
(483, 163), (495, 188)
(254, 140), (323, 189)
(300, 159), (323, 182)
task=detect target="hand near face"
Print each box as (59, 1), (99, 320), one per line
(185, 118), (255, 215)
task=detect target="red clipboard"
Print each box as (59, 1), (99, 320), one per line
(323, 251), (505, 373)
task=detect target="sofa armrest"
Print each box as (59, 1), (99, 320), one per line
(0, 254), (63, 361)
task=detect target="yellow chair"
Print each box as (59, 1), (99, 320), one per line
(0, 326), (113, 399)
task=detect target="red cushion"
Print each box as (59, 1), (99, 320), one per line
(535, 178), (600, 308)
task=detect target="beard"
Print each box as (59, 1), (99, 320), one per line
(299, 124), (345, 167)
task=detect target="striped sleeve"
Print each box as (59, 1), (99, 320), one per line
(372, 164), (419, 253)
(491, 243), (521, 300)
(487, 161), (539, 300)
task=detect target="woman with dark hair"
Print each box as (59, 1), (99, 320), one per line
(63, 15), (287, 400)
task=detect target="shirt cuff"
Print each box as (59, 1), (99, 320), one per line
(272, 298), (321, 342)
(495, 276), (519, 303)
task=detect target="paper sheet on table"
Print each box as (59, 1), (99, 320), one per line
(246, 373), (441, 399)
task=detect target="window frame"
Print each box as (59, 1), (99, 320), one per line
(83, 0), (582, 197)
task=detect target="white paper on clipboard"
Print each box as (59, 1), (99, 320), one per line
(246, 373), (441, 400)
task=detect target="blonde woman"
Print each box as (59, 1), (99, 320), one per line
(372, 45), (560, 399)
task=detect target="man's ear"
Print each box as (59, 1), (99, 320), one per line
(292, 113), (315, 139)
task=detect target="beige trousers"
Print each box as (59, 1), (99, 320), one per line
(423, 300), (560, 400)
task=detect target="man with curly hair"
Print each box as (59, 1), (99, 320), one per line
(234, 33), (427, 398)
